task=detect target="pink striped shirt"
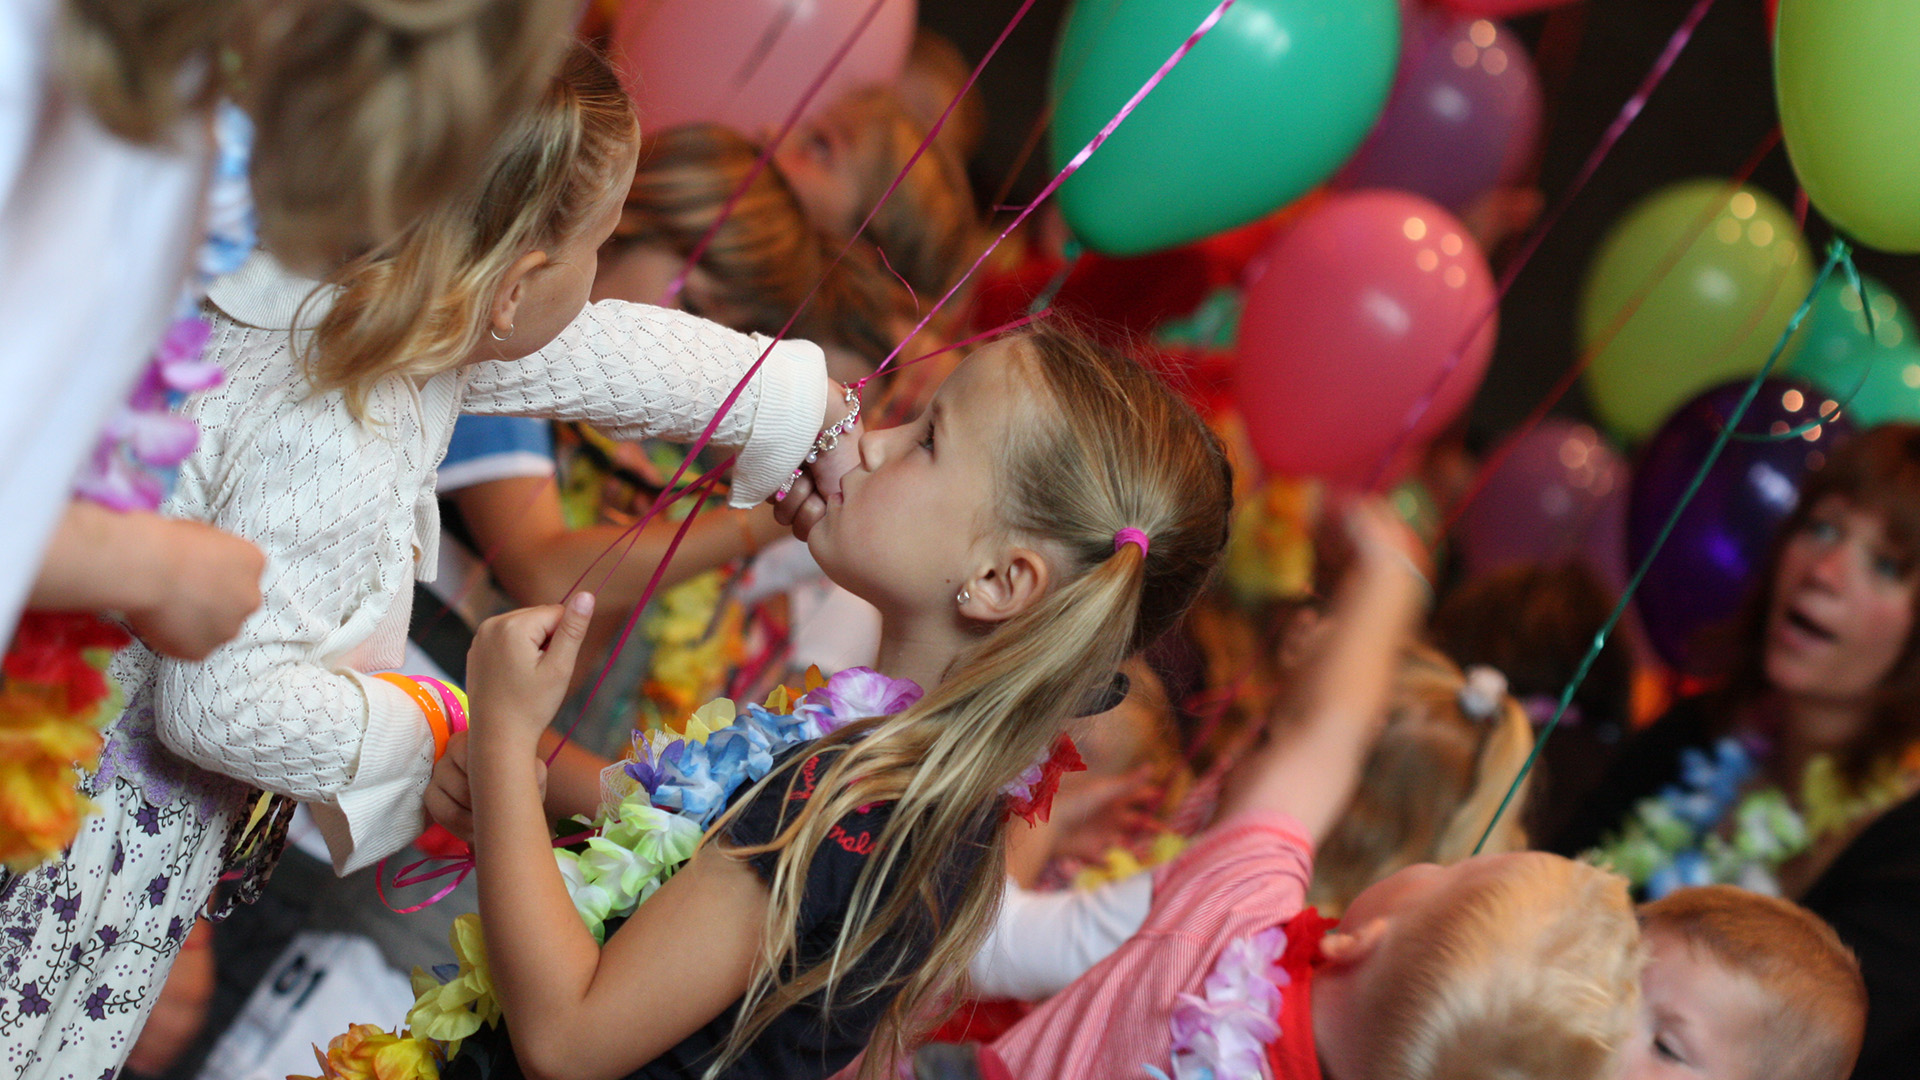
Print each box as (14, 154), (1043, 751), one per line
(988, 811), (1315, 1078)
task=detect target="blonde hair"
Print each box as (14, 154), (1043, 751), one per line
(617, 123), (906, 363)
(301, 44), (636, 417)
(708, 321), (1234, 1079)
(1363, 854), (1642, 1080)
(1641, 886), (1866, 1080)
(59, 0), (576, 272)
(1310, 646), (1536, 913)
(826, 87), (980, 302)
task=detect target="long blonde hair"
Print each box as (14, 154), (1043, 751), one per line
(59, 0), (575, 271)
(617, 123), (905, 363)
(1309, 646), (1536, 914)
(708, 322), (1234, 1078)
(300, 44), (636, 417)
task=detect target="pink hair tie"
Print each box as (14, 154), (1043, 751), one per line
(1114, 528), (1150, 557)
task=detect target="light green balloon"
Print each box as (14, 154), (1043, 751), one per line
(1776, 0), (1920, 253)
(1581, 180), (1813, 443)
(1050, 0), (1399, 257)
(1785, 273), (1920, 427)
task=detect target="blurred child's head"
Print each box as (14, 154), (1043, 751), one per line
(1317, 852), (1641, 1080)
(774, 87), (979, 301)
(592, 123), (906, 377)
(304, 44), (638, 414)
(728, 321), (1234, 1076)
(1309, 647), (1535, 914)
(895, 29), (986, 167)
(1629, 886), (1864, 1080)
(63, 0), (575, 272)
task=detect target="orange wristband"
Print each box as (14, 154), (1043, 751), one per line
(375, 672), (450, 759)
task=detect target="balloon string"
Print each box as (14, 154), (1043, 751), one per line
(1724, 245), (1874, 442)
(871, 0), (1243, 380)
(662, 0), (895, 303)
(1473, 239), (1851, 854)
(1365, 0), (1721, 493)
(1440, 125), (1783, 536)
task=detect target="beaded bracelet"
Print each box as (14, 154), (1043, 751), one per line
(374, 672), (452, 759)
(775, 385), (861, 501)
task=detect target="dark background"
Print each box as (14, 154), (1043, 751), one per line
(917, 0), (1920, 445)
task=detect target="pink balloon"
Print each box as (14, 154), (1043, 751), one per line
(1433, 0), (1579, 16)
(1456, 419), (1630, 591)
(1235, 190), (1497, 490)
(613, 0), (917, 135)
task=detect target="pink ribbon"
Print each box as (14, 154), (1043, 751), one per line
(1365, 0), (1720, 492)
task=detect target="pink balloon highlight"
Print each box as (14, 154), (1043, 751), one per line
(1235, 190), (1497, 490)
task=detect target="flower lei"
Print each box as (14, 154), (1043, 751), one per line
(0, 104), (255, 873)
(1586, 735), (1912, 899)
(380, 667), (923, 1069)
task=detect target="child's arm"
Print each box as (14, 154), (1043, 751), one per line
(28, 501), (265, 660)
(423, 728), (608, 842)
(1215, 501), (1430, 842)
(465, 597), (771, 1080)
(458, 301), (854, 509)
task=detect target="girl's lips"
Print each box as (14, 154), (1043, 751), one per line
(1773, 604), (1839, 653)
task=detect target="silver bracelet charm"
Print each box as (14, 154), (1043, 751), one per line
(776, 385), (862, 500)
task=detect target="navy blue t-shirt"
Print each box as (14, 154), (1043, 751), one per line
(447, 743), (991, 1079)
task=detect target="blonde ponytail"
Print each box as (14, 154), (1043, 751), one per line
(707, 321), (1233, 1079)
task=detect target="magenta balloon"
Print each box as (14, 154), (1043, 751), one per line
(613, 0), (916, 135)
(1434, 0), (1579, 16)
(1457, 419), (1630, 588)
(1235, 190), (1497, 490)
(1338, 11), (1542, 212)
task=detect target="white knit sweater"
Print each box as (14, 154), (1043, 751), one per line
(117, 252), (825, 874)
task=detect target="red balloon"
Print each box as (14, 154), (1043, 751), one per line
(1235, 190), (1497, 489)
(1432, 0), (1579, 16)
(613, 0), (916, 135)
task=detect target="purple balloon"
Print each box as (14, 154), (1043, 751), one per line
(1459, 419), (1629, 589)
(1338, 10), (1542, 212)
(1628, 379), (1853, 674)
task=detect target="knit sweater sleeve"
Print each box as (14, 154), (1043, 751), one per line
(458, 301), (827, 508)
(149, 339), (434, 875)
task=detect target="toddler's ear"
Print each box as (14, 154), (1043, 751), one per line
(1319, 917), (1389, 969)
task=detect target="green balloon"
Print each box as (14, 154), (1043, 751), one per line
(1785, 273), (1920, 426)
(1581, 180), (1813, 443)
(1049, 0), (1398, 257)
(1776, 0), (1920, 253)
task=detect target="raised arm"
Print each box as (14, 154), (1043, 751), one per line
(459, 301), (831, 508)
(1216, 501), (1431, 842)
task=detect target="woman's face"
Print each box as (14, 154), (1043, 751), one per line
(772, 104), (865, 239)
(1763, 495), (1918, 705)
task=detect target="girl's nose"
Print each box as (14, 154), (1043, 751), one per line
(1808, 541), (1855, 590)
(857, 423), (889, 472)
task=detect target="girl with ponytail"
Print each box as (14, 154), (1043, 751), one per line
(443, 321), (1235, 1079)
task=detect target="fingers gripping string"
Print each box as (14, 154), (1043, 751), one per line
(1473, 240), (1853, 854)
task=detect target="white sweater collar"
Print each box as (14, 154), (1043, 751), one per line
(207, 250), (337, 330)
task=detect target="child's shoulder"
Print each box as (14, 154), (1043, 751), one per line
(1146, 811), (1314, 929)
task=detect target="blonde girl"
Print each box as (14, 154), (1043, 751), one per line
(446, 320), (1234, 1079)
(0, 46), (850, 1079)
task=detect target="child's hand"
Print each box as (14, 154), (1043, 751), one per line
(1342, 499), (1431, 592)
(467, 593), (596, 751)
(772, 468), (830, 542)
(126, 519), (268, 660)
(425, 731), (549, 842)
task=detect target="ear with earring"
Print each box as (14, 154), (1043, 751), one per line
(955, 587), (971, 606)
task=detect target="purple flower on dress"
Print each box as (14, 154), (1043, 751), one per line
(83, 986), (111, 1021)
(146, 875), (169, 907)
(17, 982), (49, 1017)
(101, 1069), (118, 1080)
(802, 667), (923, 723)
(111, 843), (125, 874)
(70, 944), (85, 963)
(133, 804), (160, 837)
(51, 894), (79, 924)
(97, 926), (120, 947)
(167, 916), (185, 943)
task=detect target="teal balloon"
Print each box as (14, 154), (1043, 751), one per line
(1049, 0), (1399, 257)
(1785, 273), (1920, 426)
